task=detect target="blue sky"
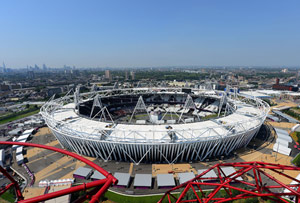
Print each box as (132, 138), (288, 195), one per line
(1, 0), (300, 68)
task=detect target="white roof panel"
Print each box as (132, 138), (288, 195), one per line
(197, 169), (218, 180)
(220, 167), (243, 181)
(178, 172), (195, 185)
(157, 174), (176, 187)
(114, 172), (130, 187)
(73, 167), (92, 177)
(133, 174), (152, 187)
(90, 171), (106, 180)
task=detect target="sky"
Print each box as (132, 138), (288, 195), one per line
(1, 0), (300, 68)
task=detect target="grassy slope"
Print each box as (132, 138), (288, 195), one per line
(0, 189), (16, 202)
(104, 190), (168, 203)
(0, 109), (40, 125)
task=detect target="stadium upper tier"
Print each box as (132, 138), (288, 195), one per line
(40, 87), (269, 164)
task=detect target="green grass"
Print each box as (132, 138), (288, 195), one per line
(282, 109), (300, 121)
(71, 187), (285, 203)
(103, 190), (168, 203)
(0, 109), (40, 125)
(292, 153), (300, 166)
(201, 113), (218, 121)
(290, 131), (300, 143)
(0, 188), (16, 202)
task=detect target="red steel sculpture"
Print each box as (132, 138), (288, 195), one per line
(0, 141), (117, 203)
(159, 162), (300, 203)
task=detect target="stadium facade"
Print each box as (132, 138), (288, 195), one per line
(40, 87), (269, 164)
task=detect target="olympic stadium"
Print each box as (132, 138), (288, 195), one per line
(40, 87), (269, 164)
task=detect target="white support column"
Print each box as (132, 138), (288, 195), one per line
(178, 94), (199, 123)
(129, 96), (149, 123)
(90, 94), (103, 118)
(74, 85), (81, 109)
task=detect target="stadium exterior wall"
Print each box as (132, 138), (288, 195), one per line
(50, 127), (259, 163)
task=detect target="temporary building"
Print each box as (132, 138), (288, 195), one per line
(73, 167), (93, 179)
(157, 174), (176, 189)
(133, 174), (152, 189)
(114, 172), (131, 188)
(177, 172), (195, 185)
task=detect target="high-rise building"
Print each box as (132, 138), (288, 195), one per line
(1, 62), (7, 73)
(28, 71), (35, 79)
(125, 71), (129, 80)
(130, 71), (135, 80)
(105, 70), (112, 81)
(43, 64), (47, 71)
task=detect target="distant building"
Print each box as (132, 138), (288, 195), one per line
(105, 70), (112, 81)
(28, 71), (35, 79)
(125, 71), (129, 80)
(272, 78), (298, 92)
(10, 84), (22, 89)
(0, 62), (7, 73)
(42, 64), (47, 71)
(130, 71), (135, 80)
(47, 87), (63, 97)
(0, 84), (10, 92)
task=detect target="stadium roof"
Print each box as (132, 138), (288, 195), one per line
(133, 174), (152, 187)
(52, 101), (264, 142)
(177, 172), (195, 185)
(114, 172), (130, 187)
(157, 174), (176, 187)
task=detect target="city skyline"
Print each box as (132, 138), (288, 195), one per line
(1, 0), (300, 68)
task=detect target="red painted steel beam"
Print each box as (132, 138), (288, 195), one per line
(90, 178), (113, 203)
(0, 183), (14, 197)
(0, 165), (23, 200)
(0, 141), (116, 203)
(20, 179), (110, 203)
(160, 162), (300, 203)
(0, 141), (117, 184)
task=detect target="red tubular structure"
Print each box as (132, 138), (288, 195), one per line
(0, 141), (117, 203)
(159, 162), (300, 203)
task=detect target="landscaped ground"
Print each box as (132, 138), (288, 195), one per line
(0, 105), (40, 125)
